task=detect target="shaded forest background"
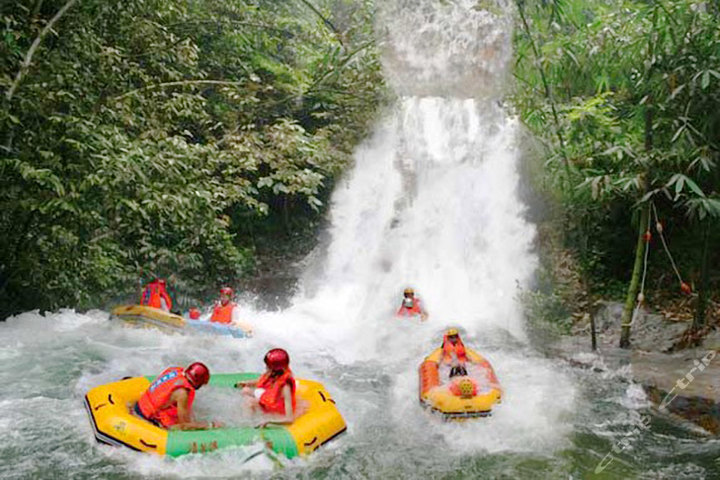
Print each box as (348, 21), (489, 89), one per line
(2, 0), (718, 348)
(1, 0), (386, 317)
(513, 0), (720, 345)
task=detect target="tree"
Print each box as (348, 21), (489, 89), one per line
(513, 0), (720, 346)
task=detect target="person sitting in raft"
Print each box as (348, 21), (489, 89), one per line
(236, 348), (296, 424)
(210, 287), (253, 333)
(441, 328), (468, 372)
(135, 362), (219, 430)
(396, 287), (428, 321)
(140, 278), (173, 312)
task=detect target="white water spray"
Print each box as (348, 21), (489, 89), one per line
(258, 0), (536, 359)
(250, 0), (576, 455)
(0, 2), (583, 477)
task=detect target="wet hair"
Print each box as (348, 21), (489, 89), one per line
(449, 365), (468, 378)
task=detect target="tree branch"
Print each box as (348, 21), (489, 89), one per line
(296, 0), (344, 47)
(112, 80), (244, 101)
(5, 0), (80, 102)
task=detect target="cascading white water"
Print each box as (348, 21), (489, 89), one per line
(3, 2), (715, 478)
(258, 0), (537, 360)
(0, 1), (617, 478)
(249, 0), (577, 456)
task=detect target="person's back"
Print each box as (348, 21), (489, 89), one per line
(237, 348), (297, 423)
(256, 367), (296, 415)
(135, 363), (213, 429)
(140, 279), (172, 312)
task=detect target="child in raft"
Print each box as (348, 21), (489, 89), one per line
(236, 348), (298, 424)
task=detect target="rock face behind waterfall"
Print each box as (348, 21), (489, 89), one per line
(377, 0), (513, 99)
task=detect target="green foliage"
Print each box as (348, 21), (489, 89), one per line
(513, 0), (720, 306)
(0, 0), (386, 316)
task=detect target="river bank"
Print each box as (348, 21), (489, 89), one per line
(547, 301), (720, 435)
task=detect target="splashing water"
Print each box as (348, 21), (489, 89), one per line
(2, 1), (718, 479)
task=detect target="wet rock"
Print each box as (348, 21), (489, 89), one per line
(592, 301), (624, 333)
(702, 329), (720, 351)
(587, 301), (688, 353)
(631, 313), (688, 353)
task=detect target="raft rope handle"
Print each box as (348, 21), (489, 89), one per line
(254, 426), (285, 470)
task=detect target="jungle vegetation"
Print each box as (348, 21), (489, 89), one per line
(0, 0), (386, 317)
(513, 0), (720, 346)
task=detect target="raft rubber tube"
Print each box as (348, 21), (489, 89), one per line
(111, 305), (251, 338)
(418, 347), (502, 420)
(85, 373), (346, 457)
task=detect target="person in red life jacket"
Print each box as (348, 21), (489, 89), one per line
(134, 362), (219, 430)
(140, 278), (173, 312)
(209, 287), (254, 334)
(236, 348), (296, 424)
(441, 328), (468, 371)
(210, 287), (236, 324)
(396, 287), (428, 321)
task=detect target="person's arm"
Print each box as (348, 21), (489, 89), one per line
(235, 379), (258, 388)
(170, 389), (215, 430)
(280, 385), (294, 422)
(419, 306), (428, 321)
(231, 306), (254, 335)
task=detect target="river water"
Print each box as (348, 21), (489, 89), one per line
(2, 1), (719, 478)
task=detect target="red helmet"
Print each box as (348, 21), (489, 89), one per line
(220, 287), (234, 296)
(185, 362), (210, 389)
(264, 348), (290, 371)
(188, 308), (200, 320)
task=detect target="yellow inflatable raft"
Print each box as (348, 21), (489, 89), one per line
(111, 305), (252, 338)
(418, 347), (502, 419)
(84, 373), (346, 458)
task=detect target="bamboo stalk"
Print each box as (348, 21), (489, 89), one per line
(620, 203), (649, 348)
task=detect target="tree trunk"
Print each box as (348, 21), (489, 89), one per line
(620, 204), (649, 348)
(692, 221), (710, 330)
(620, 96), (654, 349)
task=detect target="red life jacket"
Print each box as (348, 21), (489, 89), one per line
(396, 298), (423, 316)
(449, 377), (478, 397)
(137, 367), (195, 427)
(210, 301), (236, 324)
(441, 335), (467, 364)
(140, 281), (172, 311)
(256, 369), (296, 415)
(478, 359), (500, 385)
